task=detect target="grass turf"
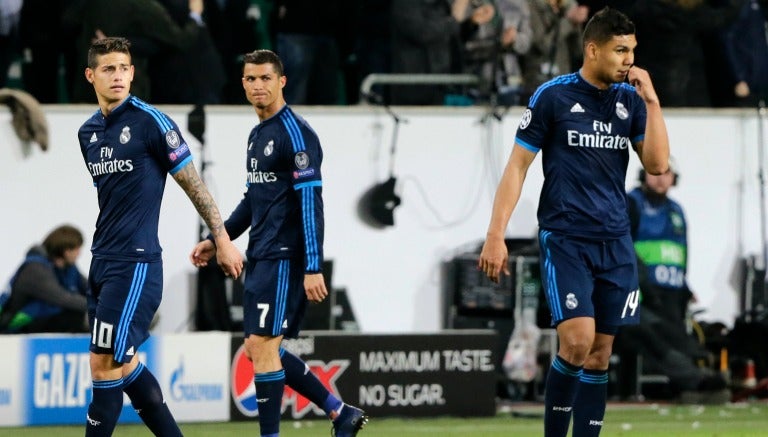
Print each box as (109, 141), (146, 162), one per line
(4, 402), (767, 436)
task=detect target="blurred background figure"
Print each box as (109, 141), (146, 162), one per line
(18, 0), (79, 103)
(151, 0), (227, 104)
(620, 0), (744, 108)
(457, 0), (533, 106)
(720, 0), (768, 107)
(519, 0), (587, 106)
(64, 0), (211, 103)
(615, 163), (729, 402)
(0, 0), (22, 89)
(202, 0), (265, 104)
(272, 0), (349, 105)
(344, 0), (392, 104)
(389, 0), (494, 105)
(0, 224), (88, 334)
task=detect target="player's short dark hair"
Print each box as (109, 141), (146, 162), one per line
(582, 7), (635, 46)
(242, 49), (284, 77)
(87, 37), (131, 69)
(43, 225), (84, 258)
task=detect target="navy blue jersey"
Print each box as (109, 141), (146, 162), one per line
(224, 105), (324, 272)
(516, 72), (647, 239)
(78, 95), (193, 262)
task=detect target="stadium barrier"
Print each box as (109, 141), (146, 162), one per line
(0, 330), (497, 426)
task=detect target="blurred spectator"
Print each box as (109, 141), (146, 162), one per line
(458, 0), (533, 106)
(203, 0), (264, 104)
(0, 225), (88, 334)
(64, 0), (210, 103)
(720, 0), (768, 107)
(19, 0), (81, 103)
(390, 0), (494, 105)
(152, 0), (227, 104)
(622, 0), (744, 107)
(520, 0), (587, 105)
(346, 0), (392, 104)
(0, 0), (22, 88)
(272, 0), (348, 105)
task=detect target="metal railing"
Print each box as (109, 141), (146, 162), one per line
(358, 73), (479, 104)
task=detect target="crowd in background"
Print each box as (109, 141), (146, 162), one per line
(0, 0), (766, 107)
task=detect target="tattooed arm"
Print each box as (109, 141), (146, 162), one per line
(173, 162), (243, 278)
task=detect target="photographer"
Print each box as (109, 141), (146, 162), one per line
(456, 0), (532, 105)
(520, 0), (588, 105)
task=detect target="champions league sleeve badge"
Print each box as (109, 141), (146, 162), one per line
(165, 130), (181, 149)
(519, 109), (532, 130)
(294, 152), (309, 169)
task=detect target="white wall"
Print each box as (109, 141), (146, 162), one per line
(1, 105), (764, 333)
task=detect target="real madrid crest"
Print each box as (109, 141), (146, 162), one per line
(264, 140), (274, 156)
(615, 102), (628, 120)
(565, 293), (579, 310)
(294, 152), (309, 169)
(165, 130), (180, 149)
(119, 126), (131, 144)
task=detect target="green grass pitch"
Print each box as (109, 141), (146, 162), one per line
(5, 402), (767, 436)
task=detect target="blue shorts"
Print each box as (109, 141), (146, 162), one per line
(87, 259), (162, 363)
(538, 229), (640, 334)
(242, 258), (307, 339)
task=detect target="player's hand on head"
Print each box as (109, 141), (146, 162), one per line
(215, 241), (243, 278)
(304, 273), (328, 303)
(478, 237), (510, 284)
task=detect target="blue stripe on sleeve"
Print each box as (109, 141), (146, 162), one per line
(280, 112), (305, 153)
(131, 97), (172, 132)
(302, 187), (319, 271)
(529, 74), (578, 108)
(293, 180), (322, 190)
(516, 138), (540, 153)
(169, 156), (193, 175)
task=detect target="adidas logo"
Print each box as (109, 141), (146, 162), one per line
(126, 346), (135, 356)
(570, 103), (585, 113)
(89, 133), (98, 143)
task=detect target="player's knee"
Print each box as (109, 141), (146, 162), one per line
(89, 352), (122, 379)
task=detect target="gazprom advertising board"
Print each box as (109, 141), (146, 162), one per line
(0, 332), (230, 427)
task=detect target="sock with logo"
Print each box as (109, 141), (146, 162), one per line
(572, 368), (608, 437)
(85, 378), (124, 437)
(255, 369), (285, 437)
(123, 362), (182, 437)
(280, 348), (343, 417)
(544, 355), (582, 437)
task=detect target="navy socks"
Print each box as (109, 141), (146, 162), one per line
(255, 369), (285, 436)
(281, 348), (342, 416)
(123, 362), (182, 437)
(85, 378), (123, 437)
(544, 355), (583, 437)
(572, 368), (609, 437)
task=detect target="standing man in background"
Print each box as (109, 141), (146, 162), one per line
(78, 37), (242, 436)
(478, 8), (669, 436)
(190, 49), (367, 437)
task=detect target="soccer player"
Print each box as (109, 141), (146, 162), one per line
(478, 8), (669, 437)
(77, 37), (243, 436)
(190, 49), (367, 437)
